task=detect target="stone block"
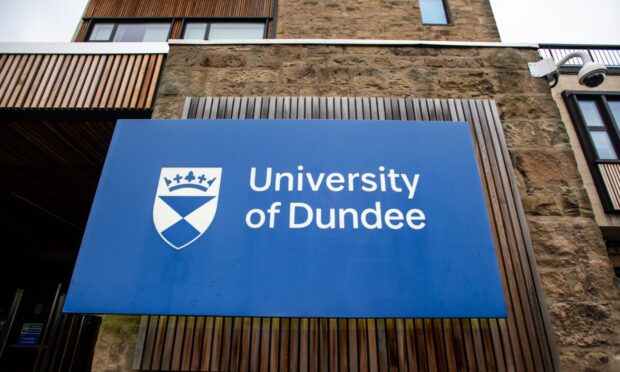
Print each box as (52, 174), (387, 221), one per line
(512, 149), (580, 183)
(528, 218), (606, 262)
(549, 302), (616, 347)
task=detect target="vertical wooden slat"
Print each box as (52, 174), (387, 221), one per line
(150, 316), (169, 371)
(404, 319), (418, 372)
(329, 318), (338, 372)
(319, 318), (329, 372)
(279, 317), (290, 372)
(414, 319), (428, 371)
(270, 318), (281, 372)
(61, 55), (88, 108)
(338, 319), (349, 372)
(309, 318), (319, 372)
(170, 317), (186, 371)
(191, 317), (207, 371)
(599, 163), (620, 209)
(36, 55), (64, 108)
(289, 318), (300, 372)
(472, 98), (540, 371)
(161, 316), (177, 370)
(14, 54), (44, 108)
(442, 319), (458, 372)
(48, 54), (77, 108)
(250, 317), (262, 372)
(0, 55), (30, 107)
(82, 0), (275, 18)
(299, 318), (309, 372)
(132, 316), (150, 370)
(376, 319), (389, 371)
(239, 317), (253, 372)
(0, 55), (20, 103)
(367, 318), (378, 372)
(385, 318), (399, 372)
(209, 317), (224, 371)
(259, 317), (271, 371)
(199, 316), (215, 371)
(462, 98), (527, 371)
(71, 55), (96, 108)
(229, 317), (243, 372)
(395, 319), (408, 372)
(179, 317), (194, 371)
(219, 317), (234, 371)
(135, 96), (558, 372)
(432, 319), (448, 372)
(356, 318), (368, 372)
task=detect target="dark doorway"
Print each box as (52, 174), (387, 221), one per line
(0, 117), (114, 371)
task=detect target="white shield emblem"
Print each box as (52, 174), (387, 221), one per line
(153, 167), (222, 250)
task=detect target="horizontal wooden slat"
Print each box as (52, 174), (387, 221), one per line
(598, 163), (620, 210)
(132, 96), (559, 371)
(83, 0), (274, 18)
(0, 53), (165, 110)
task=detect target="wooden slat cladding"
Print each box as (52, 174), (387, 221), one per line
(134, 97), (559, 371)
(0, 53), (164, 110)
(83, 0), (274, 18)
(598, 163), (620, 210)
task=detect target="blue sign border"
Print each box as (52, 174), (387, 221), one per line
(65, 119), (507, 318)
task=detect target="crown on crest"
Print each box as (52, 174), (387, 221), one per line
(164, 171), (216, 192)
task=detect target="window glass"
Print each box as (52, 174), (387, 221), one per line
(609, 101), (620, 124)
(419, 0), (448, 25)
(184, 23), (208, 40)
(89, 23), (114, 41)
(578, 99), (605, 127)
(590, 131), (618, 160)
(208, 23), (265, 39)
(113, 23), (170, 42)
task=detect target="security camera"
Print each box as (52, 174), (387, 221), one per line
(579, 61), (607, 87)
(528, 51), (607, 88)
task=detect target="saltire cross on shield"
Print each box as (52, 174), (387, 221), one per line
(152, 167), (222, 250)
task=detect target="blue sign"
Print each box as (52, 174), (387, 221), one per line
(17, 323), (43, 345)
(64, 119), (507, 318)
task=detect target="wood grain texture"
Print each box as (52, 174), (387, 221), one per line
(598, 163), (620, 210)
(82, 0), (274, 18)
(132, 96), (559, 371)
(0, 53), (165, 110)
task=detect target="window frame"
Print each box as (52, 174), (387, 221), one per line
(564, 91), (620, 212)
(180, 18), (269, 40)
(419, 0), (452, 26)
(86, 19), (174, 42)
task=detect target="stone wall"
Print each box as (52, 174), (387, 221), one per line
(275, 0), (500, 41)
(146, 44), (620, 371)
(91, 316), (140, 372)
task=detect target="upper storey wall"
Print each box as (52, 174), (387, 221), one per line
(82, 0), (275, 17)
(75, 0), (276, 40)
(275, 0), (499, 41)
(76, 0), (500, 42)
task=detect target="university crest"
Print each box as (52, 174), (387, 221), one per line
(152, 167), (222, 250)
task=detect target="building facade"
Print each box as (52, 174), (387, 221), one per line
(0, 1), (619, 371)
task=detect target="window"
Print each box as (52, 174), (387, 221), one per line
(419, 0), (449, 25)
(88, 22), (171, 42)
(564, 92), (620, 212)
(89, 23), (114, 41)
(577, 99), (618, 160)
(182, 22), (266, 40)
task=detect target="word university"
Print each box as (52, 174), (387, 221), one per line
(245, 165), (425, 230)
